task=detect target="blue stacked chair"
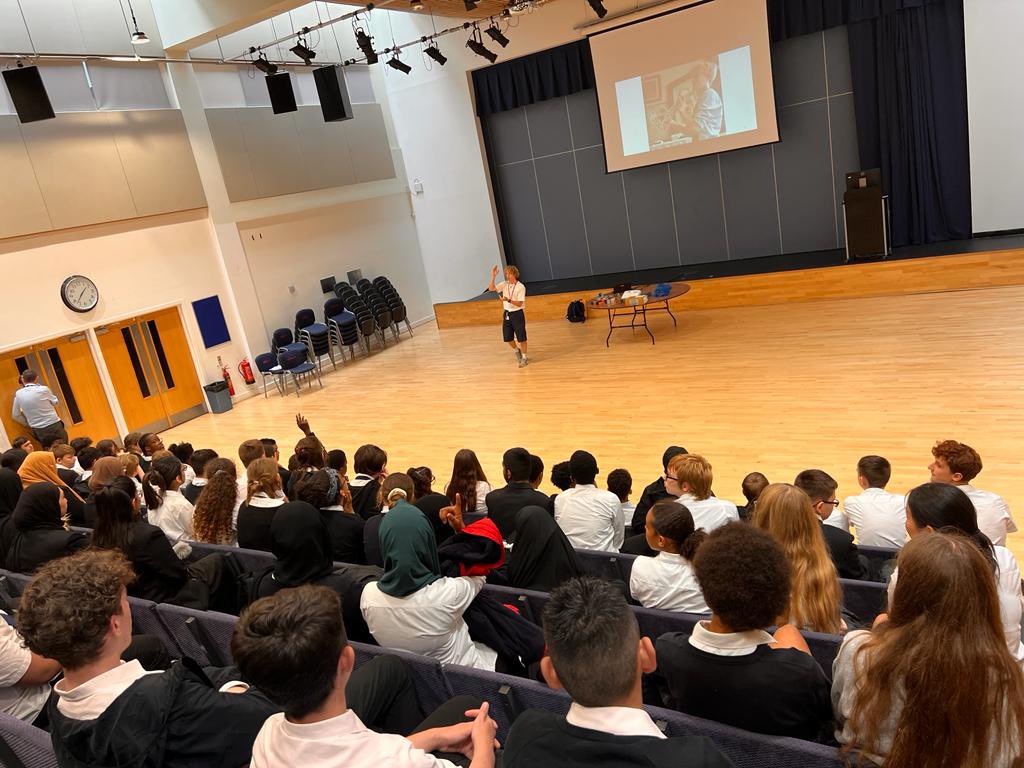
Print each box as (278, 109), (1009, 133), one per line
(271, 327), (307, 357)
(277, 347), (322, 396)
(337, 283), (377, 353)
(295, 308), (336, 371)
(323, 297), (359, 361)
(253, 352), (285, 398)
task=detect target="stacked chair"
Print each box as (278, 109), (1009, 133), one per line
(373, 276), (413, 338)
(334, 282), (378, 354)
(323, 297), (360, 361)
(276, 347), (322, 396)
(271, 327), (307, 357)
(253, 352), (286, 398)
(357, 279), (398, 344)
(295, 308), (336, 372)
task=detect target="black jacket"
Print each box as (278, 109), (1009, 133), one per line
(181, 482), (205, 506)
(504, 709), (733, 768)
(47, 659), (278, 768)
(484, 481), (553, 540)
(6, 528), (88, 573)
(363, 514), (384, 567)
(236, 502), (282, 552)
(821, 522), (868, 580)
(350, 478), (382, 521)
(630, 478), (673, 535)
(320, 508), (366, 565)
(125, 521), (190, 604)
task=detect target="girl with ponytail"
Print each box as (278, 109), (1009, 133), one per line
(141, 455), (194, 559)
(629, 500), (710, 613)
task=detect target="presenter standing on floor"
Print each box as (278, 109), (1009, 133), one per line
(489, 264), (528, 368)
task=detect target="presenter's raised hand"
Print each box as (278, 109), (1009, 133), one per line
(490, 265), (499, 279)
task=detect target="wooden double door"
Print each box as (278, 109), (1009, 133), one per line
(95, 307), (206, 434)
(1, 334), (120, 447)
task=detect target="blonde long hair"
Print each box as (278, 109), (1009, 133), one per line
(753, 483), (843, 634)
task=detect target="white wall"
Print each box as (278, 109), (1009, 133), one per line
(964, 0), (1024, 233)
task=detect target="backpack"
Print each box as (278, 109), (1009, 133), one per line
(567, 300), (586, 323)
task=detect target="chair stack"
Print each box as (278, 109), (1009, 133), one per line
(323, 297), (360, 361)
(271, 328), (307, 358)
(253, 352), (285, 398)
(373, 276), (413, 338)
(335, 282), (378, 354)
(276, 347), (322, 397)
(295, 308), (336, 371)
(357, 279), (398, 344)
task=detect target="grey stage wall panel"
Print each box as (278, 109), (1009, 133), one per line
(524, 98), (572, 158)
(495, 161), (551, 281)
(825, 26), (853, 95)
(566, 90), (603, 149)
(773, 32), (827, 107)
(669, 154), (729, 264)
(829, 94), (861, 246)
(0, 117), (52, 239)
(774, 100), (837, 254)
(576, 145), (634, 274)
(535, 153), (590, 279)
(623, 165), (679, 269)
(488, 108), (532, 166)
(720, 145), (782, 260)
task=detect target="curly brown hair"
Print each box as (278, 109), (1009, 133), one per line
(18, 549), (136, 669)
(193, 458), (237, 544)
(931, 440), (982, 482)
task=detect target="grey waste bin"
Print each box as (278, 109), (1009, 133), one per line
(203, 381), (233, 414)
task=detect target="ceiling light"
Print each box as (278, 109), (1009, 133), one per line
(387, 53), (412, 74)
(586, 0), (608, 17)
(290, 40), (316, 66)
(485, 24), (510, 48)
(125, 0), (150, 45)
(410, 0), (424, 9)
(467, 37), (497, 63)
(354, 28), (379, 65)
(253, 54), (278, 75)
(464, 0), (478, 10)
(424, 43), (447, 66)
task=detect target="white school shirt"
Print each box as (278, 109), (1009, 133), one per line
(360, 576), (498, 671)
(251, 710), (460, 768)
(565, 704), (666, 739)
(473, 481), (492, 515)
(842, 488), (907, 548)
(889, 545), (1024, 661)
(148, 489), (194, 559)
(554, 484), (625, 552)
(673, 493), (740, 533)
(688, 621), (776, 656)
(496, 280), (526, 312)
(957, 484), (1017, 547)
(0, 621), (49, 722)
(629, 552), (710, 614)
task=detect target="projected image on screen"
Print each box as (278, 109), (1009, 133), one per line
(590, 0), (778, 172)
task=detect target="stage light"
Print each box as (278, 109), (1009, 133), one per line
(387, 53), (412, 74)
(485, 24), (510, 47)
(586, 0), (608, 17)
(467, 38), (497, 62)
(464, 0), (478, 10)
(125, 0), (150, 45)
(424, 43), (447, 66)
(253, 54), (278, 75)
(290, 40), (316, 66)
(354, 28), (379, 65)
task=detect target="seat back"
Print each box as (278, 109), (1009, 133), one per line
(126, 596), (183, 657)
(573, 549), (628, 583)
(634, 605), (705, 644)
(271, 328), (293, 350)
(155, 603), (237, 666)
(324, 297), (344, 319)
(839, 579), (887, 624)
(254, 352), (277, 373)
(349, 642), (454, 714)
(0, 711), (59, 768)
(188, 541), (276, 575)
(859, 545), (899, 581)
(294, 308), (316, 330)
(481, 584), (546, 625)
(278, 348), (309, 370)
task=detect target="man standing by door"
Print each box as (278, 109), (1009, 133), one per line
(11, 370), (67, 448)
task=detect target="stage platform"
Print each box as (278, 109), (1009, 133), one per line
(434, 235), (1024, 328)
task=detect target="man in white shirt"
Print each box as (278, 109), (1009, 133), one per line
(842, 456), (907, 548)
(233, 584), (498, 768)
(502, 577), (731, 768)
(555, 451), (624, 552)
(10, 370), (66, 448)
(929, 439), (1017, 546)
(488, 264), (529, 367)
(662, 453), (739, 533)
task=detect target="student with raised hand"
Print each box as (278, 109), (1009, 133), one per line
(842, 456), (906, 547)
(753, 484), (844, 634)
(234, 585), (498, 768)
(503, 576), (731, 768)
(142, 454), (194, 559)
(899, 482), (1023, 660)
(629, 501), (709, 613)
(629, 446), (687, 535)
(833, 533), (1024, 768)
(191, 458), (239, 546)
(18, 549), (277, 767)
(656, 523), (832, 740)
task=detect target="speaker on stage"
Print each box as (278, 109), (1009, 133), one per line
(2, 65), (55, 124)
(313, 65), (354, 123)
(265, 72), (297, 115)
(843, 168), (890, 260)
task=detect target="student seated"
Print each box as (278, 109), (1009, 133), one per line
(505, 506), (582, 592)
(928, 439), (1017, 546)
(364, 474), (420, 567)
(607, 468), (635, 527)
(656, 523), (832, 740)
(485, 448), (553, 539)
(554, 451), (624, 553)
(833, 533), (1024, 767)
(260, 438), (291, 494)
(138, 432), (164, 472)
(662, 454), (738, 534)
(18, 450), (86, 526)
(629, 501), (709, 613)
(181, 448), (219, 505)
(503, 577), (731, 768)
(142, 455), (195, 559)
(327, 449), (348, 474)
(348, 444), (387, 520)
(95, 438), (118, 458)
(169, 443), (196, 485)
(2, 483), (88, 573)
(71, 446), (101, 499)
(238, 439), (272, 502)
(841, 456), (906, 548)
(53, 443), (79, 487)
(233, 585), (498, 768)
(738, 472), (768, 521)
(236, 458), (287, 552)
(548, 461), (573, 510)
(192, 458), (239, 546)
(793, 469), (867, 580)
(445, 449), (492, 520)
(81, 456), (126, 526)
(411, 466), (453, 545)
(17, 549), (277, 767)
(528, 454), (544, 490)
(293, 468), (366, 564)
(0, 468), (20, 519)
(629, 446), (687, 536)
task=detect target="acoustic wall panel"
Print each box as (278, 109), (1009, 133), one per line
(623, 165), (679, 269)
(669, 154), (729, 265)
(565, 90), (603, 149)
(237, 108), (307, 198)
(828, 94), (861, 246)
(719, 145), (781, 260)
(487, 108), (532, 166)
(824, 25), (853, 95)
(524, 97), (572, 158)
(347, 104), (395, 184)
(576, 145), (634, 275)
(204, 108), (258, 202)
(495, 161), (550, 281)
(774, 100), (837, 253)
(535, 153), (590, 279)
(772, 31), (827, 107)
(292, 107), (357, 190)
(0, 116), (52, 239)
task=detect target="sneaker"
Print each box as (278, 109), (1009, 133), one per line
(518, 356), (529, 368)
(514, 348), (523, 363)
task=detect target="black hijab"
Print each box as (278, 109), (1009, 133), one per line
(0, 449), (27, 472)
(0, 469), (21, 518)
(12, 483), (65, 532)
(507, 506), (581, 592)
(270, 501), (336, 587)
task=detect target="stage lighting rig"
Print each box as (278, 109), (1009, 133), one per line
(485, 23), (510, 48)
(466, 26), (497, 63)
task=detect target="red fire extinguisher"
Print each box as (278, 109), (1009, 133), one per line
(238, 358), (255, 386)
(217, 356), (235, 397)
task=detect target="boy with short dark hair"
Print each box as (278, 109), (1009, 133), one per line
(485, 448), (553, 539)
(842, 456), (906, 547)
(794, 469), (866, 580)
(607, 468), (634, 524)
(554, 451), (623, 552)
(503, 577), (730, 767)
(182, 448), (219, 504)
(739, 472), (768, 521)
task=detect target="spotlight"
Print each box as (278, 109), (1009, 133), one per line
(485, 24), (510, 47)
(354, 28), (379, 65)
(410, 0), (424, 8)
(125, 0), (150, 45)
(464, 0), (478, 10)
(467, 37), (497, 63)
(290, 40), (316, 66)
(586, 0), (608, 17)
(253, 54), (278, 75)
(424, 43), (447, 66)
(387, 53), (412, 74)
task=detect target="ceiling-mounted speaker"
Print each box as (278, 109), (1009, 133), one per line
(265, 71), (297, 114)
(312, 64), (354, 122)
(2, 66), (55, 124)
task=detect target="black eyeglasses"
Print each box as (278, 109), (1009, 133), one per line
(820, 499), (840, 508)
(663, 474), (679, 483)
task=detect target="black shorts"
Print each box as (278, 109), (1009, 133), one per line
(502, 310), (527, 342)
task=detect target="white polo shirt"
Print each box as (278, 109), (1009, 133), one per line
(842, 488), (907, 548)
(554, 484), (625, 552)
(957, 484), (1017, 547)
(674, 493), (740, 533)
(629, 551), (709, 614)
(496, 280), (526, 313)
(0, 621), (49, 723)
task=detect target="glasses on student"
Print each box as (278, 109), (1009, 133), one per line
(663, 474), (679, 483)
(820, 499), (840, 508)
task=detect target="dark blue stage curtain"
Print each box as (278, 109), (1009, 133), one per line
(472, 40), (594, 117)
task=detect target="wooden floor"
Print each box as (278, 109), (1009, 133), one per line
(164, 284), (1024, 564)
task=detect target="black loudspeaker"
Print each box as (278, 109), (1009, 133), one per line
(2, 65), (55, 124)
(265, 72), (297, 114)
(312, 64), (354, 122)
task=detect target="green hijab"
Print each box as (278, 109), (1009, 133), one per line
(377, 499), (442, 598)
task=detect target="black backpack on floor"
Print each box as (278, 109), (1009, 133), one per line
(567, 300), (586, 323)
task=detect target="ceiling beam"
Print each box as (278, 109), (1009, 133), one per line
(151, 0), (309, 52)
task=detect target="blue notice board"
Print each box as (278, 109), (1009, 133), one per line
(192, 296), (231, 348)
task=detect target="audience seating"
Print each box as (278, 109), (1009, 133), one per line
(0, 711), (58, 768)
(294, 308), (336, 372)
(276, 348), (322, 396)
(253, 352), (285, 398)
(323, 297), (359, 361)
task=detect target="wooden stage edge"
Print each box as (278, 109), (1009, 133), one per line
(433, 248), (1024, 329)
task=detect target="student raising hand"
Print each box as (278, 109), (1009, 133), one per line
(440, 493), (465, 532)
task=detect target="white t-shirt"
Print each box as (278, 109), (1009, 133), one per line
(673, 493), (740, 533)
(843, 488), (907, 548)
(473, 481), (492, 515)
(554, 484), (625, 552)
(251, 710), (460, 768)
(0, 621), (49, 723)
(958, 484), (1017, 547)
(629, 552), (709, 614)
(496, 280), (526, 313)
(360, 576), (497, 670)
(148, 489), (194, 559)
